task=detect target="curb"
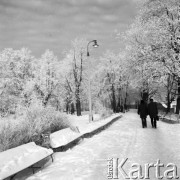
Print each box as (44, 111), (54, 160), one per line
(159, 117), (180, 124)
(53, 115), (122, 152)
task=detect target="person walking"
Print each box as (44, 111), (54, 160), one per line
(138, 100), (148, 128)
(148, 98), (158, 128)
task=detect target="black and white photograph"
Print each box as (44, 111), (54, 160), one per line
(0, 0), (180, 179)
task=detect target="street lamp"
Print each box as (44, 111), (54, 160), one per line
(87, 40), (99, 122)
(87, 40), (99, 56)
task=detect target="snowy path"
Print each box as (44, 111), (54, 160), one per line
(26, 110), (180, 180)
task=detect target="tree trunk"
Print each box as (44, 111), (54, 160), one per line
(124, 89), (128, 111)
(56, 100), (59, 111)
(142, 90), (148, 103)
(124, 82), (129, 110)
(66, 102), (69, 114)
(76, 98), (81, 116)
(43, 93), (51, 107)
(111, 84), (116, 113)
(75, 87), (81, 116)
(116, 99), (120, 113)
(71, 102), (75, 114)
(167, 101), (171, 114)
(176, 78), (180, 114)
(166, 92), (171, 114)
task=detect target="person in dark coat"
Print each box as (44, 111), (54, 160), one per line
(148, 98), (158, 128)
(138, 100), (148, 128)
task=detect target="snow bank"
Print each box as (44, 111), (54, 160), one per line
(0, 142), (53, 180)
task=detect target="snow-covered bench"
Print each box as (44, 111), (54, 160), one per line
(50, 115), (121, 151)
(50, 127), (81, 150)
(0, 142), (53, 180)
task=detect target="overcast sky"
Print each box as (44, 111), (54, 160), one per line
(0, 0), (140, 59)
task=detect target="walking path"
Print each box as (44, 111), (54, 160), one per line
(25, 110), (180, 180)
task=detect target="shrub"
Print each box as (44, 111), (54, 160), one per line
(94, 100), (105, 114)
(0, 105), (70, 152)
(100, 108), (113, 119)
(94, 100), (113, 119)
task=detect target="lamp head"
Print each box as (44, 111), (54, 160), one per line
(92, 40), (99, 48)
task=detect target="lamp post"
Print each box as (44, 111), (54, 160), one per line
(87, 40), (99, 122)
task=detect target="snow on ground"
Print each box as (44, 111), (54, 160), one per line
(23, 110), (180, 180)
(67, 113), (101, 127)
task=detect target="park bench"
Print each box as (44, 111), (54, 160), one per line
(50, 127), (82, 151)
(0, 142), (53, 180)
(50, 115), (121, 151)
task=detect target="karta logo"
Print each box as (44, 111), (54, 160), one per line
(107, 158), (179, 179)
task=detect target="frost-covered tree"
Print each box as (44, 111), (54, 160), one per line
(93, 51), (129, 112)
(0, 48), (34, 115)
(124, 0), (180, 111)
(33, 49), (60, 107)
(61, 38), (87, 116)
